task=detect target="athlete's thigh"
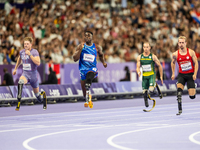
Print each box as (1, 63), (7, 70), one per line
(177, 73), (185, 89)
(186, 74), (195, 95)
(142, 76), (149, 90)
(80, 70), (87, 81)
(86, 71), (96, 82)
(149, 74), (156, 87)
(29, 74), (39, 88)
(186, 74), (195, 89)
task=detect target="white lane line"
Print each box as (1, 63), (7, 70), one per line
(189, 131), (200, 145)
(0, 128), (34, 133)
(0, 123), (101, 133)
(1, 109), (200, 131)
(1, 102), (200, 126)
(1, 101), (200, 119)
(0, 106), (144, 119)
(23, 125), (112, 150)
(107, 122), (200, 150)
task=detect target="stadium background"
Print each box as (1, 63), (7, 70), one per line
(0, 0), (200, 104)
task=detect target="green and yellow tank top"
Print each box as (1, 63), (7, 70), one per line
(140, 53), (155, 76)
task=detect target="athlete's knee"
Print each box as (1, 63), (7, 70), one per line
(149, 87), (155, 93)
(35, 92), (42, 103)
(177, 88), (183, 97)
(85, 83), (91, 90)
(18, 79), (25, 84)
(143, 90), (148, 97)
(86, 78), (92, 85)
(143, 89), (148, 94)
(189, 95), (196, 99)
(177, 88), (183, 103)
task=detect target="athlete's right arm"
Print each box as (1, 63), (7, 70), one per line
(13, 55), (22, 75)
(136, 55), (141, 77)
(73, 43), (84, 62)
(171, 52), (177, 80)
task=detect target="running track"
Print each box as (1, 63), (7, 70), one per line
(0, 95), (200, 150)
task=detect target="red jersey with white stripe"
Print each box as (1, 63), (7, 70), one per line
(177, 48), (194, 74)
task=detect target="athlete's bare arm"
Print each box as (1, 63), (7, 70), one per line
(153, 54), (163, 84)
(190, 49), (198, 80)
(136, 55), (141, 77)
(171, 51), (177, 80)
(13, 55), (22, 75)
(96, 44), (107, 68)
(25, 50), (40, 66)
(30, 56), (40, 66)
(73, 43), (84, 62)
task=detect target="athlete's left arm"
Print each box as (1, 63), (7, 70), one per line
(191, 50), (198, 80)
(153, 54), (163, 84)
(25, 50), (40, 66)
(96, 45), (107, 68)
(30, 56), (41, 66)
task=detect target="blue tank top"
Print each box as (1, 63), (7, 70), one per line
(79, 43), (97, 71)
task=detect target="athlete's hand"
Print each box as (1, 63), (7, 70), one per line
(160, 77), (163, 85)
(25, 50), (30, 56)
(137, 71), (141, 77)
(103, 62), (107, 68)
(81, 43), (84, 50)
(193, 74), (197, 80)
(171, 74), (175, 80)
(13, 69), (17, 75)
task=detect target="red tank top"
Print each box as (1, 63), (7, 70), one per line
(177, 48), (194, 74)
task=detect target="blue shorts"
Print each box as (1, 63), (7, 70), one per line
(22, 70), (39, 88)
(80, 68), (98, 81)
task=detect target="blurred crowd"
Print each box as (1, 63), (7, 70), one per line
(1, 0), (200, 65)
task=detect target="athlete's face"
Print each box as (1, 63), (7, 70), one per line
(84, 32), (93, 43)
(143, 43), (151, 53)
(178, 39), (187, 49)
(24, 41), (32, 50)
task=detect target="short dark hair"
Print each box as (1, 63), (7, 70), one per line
(85, 30), (93, 35)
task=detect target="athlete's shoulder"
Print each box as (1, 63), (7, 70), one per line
(188, 48), (195, 53)
(94, 44), (101, 49)
(173, 50), (178, 55)
(32, 48), (38, 52)
(77, 43), (83, 49)
(172, 51), (178, 59)
(20, 49), (25, 53)
(137, 54), (141, 60)
(152, 53), (156, 59)
(78, 43), (83, 47)
(31, 48), (39, 56)
(94, 43), (99, 47)
(95, 44), (103, 53)
(188, 48), (195, 56)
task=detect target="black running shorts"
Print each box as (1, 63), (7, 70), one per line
(177, 73), (195, 89)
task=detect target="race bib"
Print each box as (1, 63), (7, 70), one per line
(23, 64), (31, 71)
(83, 54), (95, 62)
(181, 62), (192, 71)
(142, 64), (152, 72)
